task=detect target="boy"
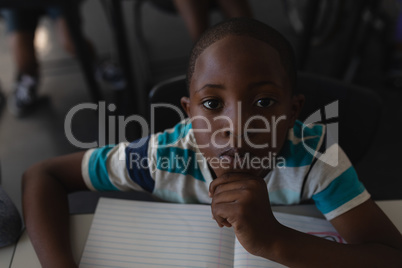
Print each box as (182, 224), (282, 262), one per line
(23, 18), (402, 267)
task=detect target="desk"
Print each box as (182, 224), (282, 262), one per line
(0, 243), (15, 268)
(10, 214), (94, 268)
(7, 200), (402, 267)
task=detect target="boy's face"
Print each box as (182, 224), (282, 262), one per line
(182, 35), (304, 178)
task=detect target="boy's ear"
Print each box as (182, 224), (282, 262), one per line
(288, 94), (305, 128)
(180, 96), (191, 117)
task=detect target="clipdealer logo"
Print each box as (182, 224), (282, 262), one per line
(64, 101), (340, 167)
(302, 101), (339, 167)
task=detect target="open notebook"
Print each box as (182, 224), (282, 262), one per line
(80, 198), (344, 268)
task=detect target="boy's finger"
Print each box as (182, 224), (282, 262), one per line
(211, 215), (225, 227)
(214, 216), (231, 228)
(211, 178), (265, 197)
(211, 203), (234, 228)
(211, 189), (241, 205)
(209, 172), (253, 196)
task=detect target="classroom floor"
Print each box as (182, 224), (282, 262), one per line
(0, 0), (401, 215)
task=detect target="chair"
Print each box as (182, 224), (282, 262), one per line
(149, 72), (383, 166)
(132, 0), (186, 89)
(148, 74), (187, 132)
(131, 0), (221, 117)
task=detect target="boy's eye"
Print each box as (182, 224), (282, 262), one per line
(202, 100), (222, 110)
(256, 98), (275, 108)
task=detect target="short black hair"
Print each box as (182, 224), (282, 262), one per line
(187, 17), (297, 94)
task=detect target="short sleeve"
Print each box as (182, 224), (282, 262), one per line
(81, 137), (155, 192)
(312, 165), (370, 220)
(305, 143), (370, 220)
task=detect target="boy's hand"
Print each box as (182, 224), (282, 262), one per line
(209, 173), (282, 256)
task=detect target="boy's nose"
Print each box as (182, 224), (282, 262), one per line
(223, 101), (248, 139)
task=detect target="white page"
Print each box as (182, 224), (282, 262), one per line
(80, 198), (235, 268)
(233, 211), (344, 268)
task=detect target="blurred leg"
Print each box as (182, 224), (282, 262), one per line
(173, 0), (211, 41)
(2, 9), (41, 116)
(8, 31), (40, 116)
(1, 8), (41, 77)
(10, 31), (39, 78)
(216, 0), (252, 18)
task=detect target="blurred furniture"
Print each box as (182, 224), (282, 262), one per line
(0, 243), (14, 268)
(132, 0), (185, 118)
(132, 0), (220, 118)
(148, 74), (187, 132)
(287, 0), (387, 83)
(100, 0), (137, 116)
(149, 72), (383, 165)
(297, 72), (383, 165)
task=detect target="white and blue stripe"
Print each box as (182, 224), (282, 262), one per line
(82, 119), (370, 220)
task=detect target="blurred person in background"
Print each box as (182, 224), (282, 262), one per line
(1, 6), (126, 117)
(173, 0), (253, 41)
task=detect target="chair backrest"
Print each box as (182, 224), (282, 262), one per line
(148, 75), (188, 133)
(149, 72), (383, 165)
(296, 73), (382, 165)
(133, 0), (219, 105)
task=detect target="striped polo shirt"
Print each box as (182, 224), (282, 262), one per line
(81, 119), (370, 220)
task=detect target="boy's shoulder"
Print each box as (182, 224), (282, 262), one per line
(278, 120), (326, 168)
(124, 119), (195, 156)
(153, 118), (194, 148)
(292, 120), (325, 138)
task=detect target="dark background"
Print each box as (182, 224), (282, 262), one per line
(0, 0), (401, 214)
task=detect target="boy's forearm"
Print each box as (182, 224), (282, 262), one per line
(260, 224), (402, 268)
(22, 164), (77, 268)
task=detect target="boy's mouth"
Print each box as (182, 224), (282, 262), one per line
(219, 148), (249, 163)
(215, 148), (266, 177)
